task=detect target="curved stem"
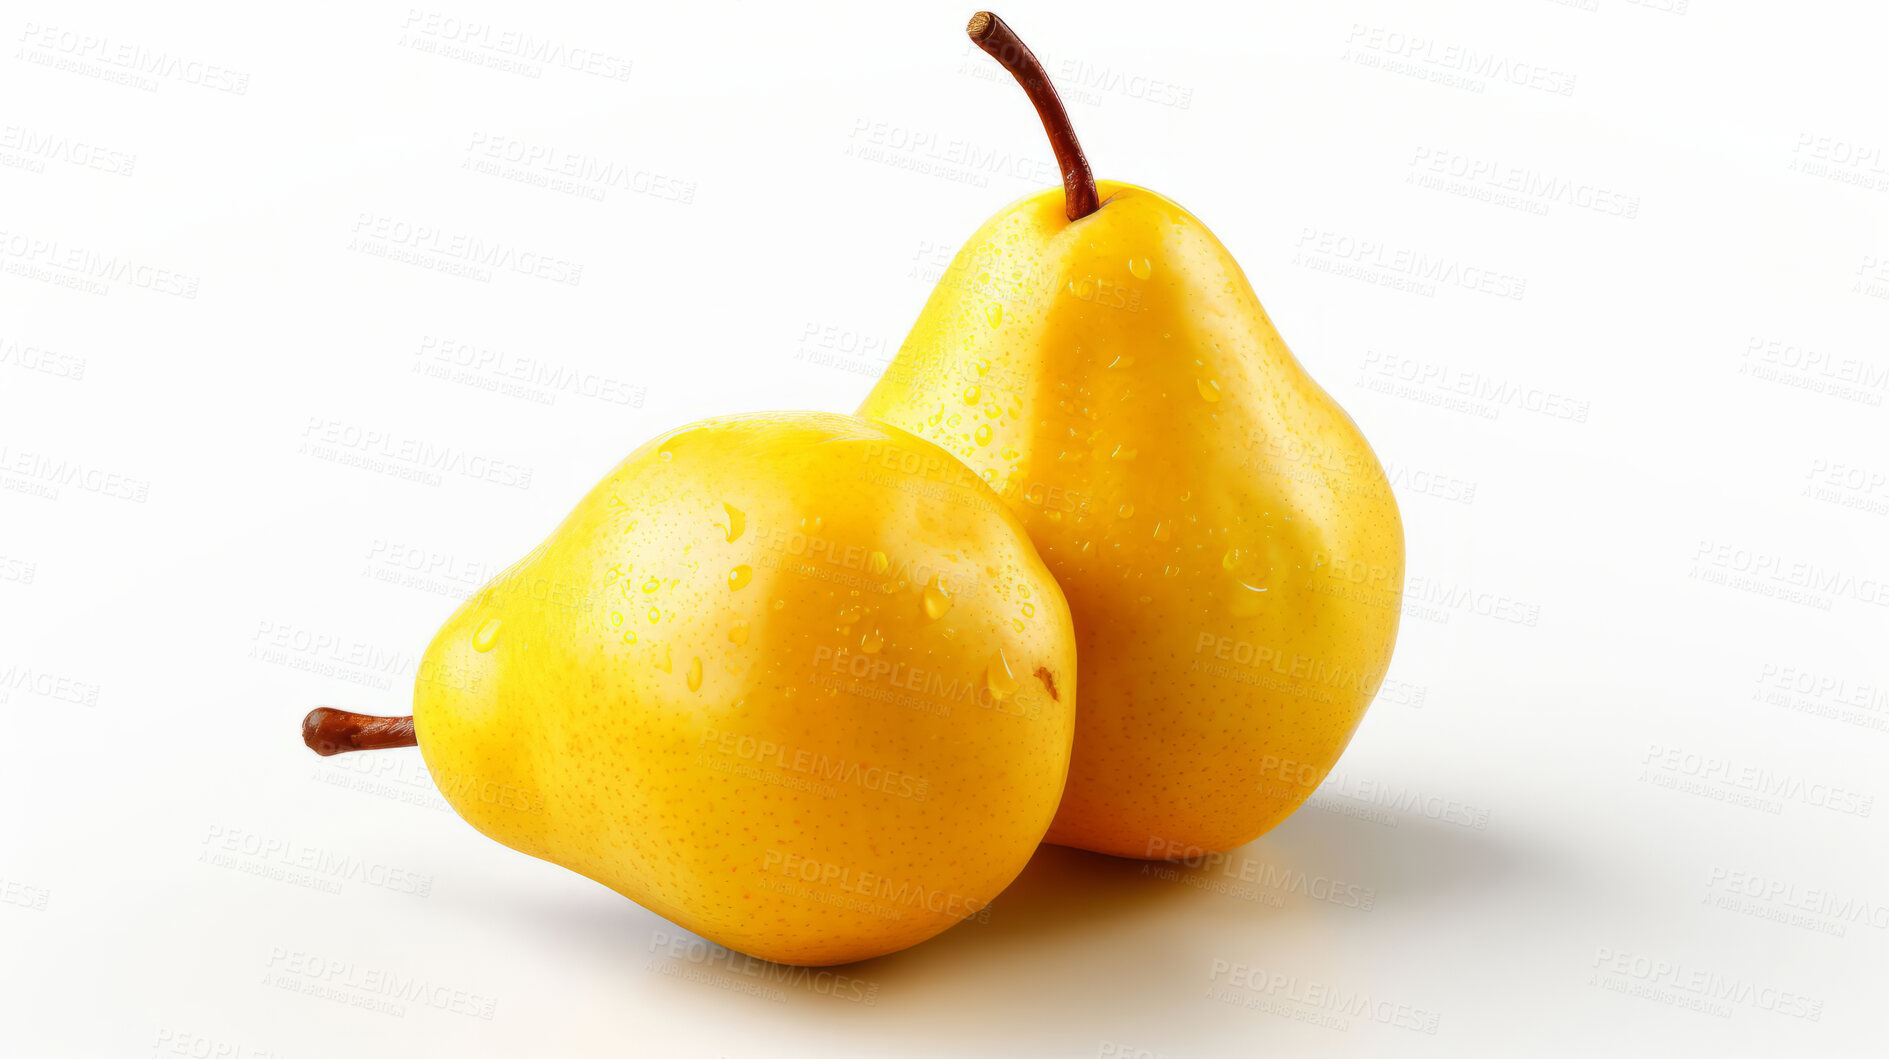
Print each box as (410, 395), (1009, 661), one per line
(303, 707), (417, 756)
(967, 11), (1100, 221)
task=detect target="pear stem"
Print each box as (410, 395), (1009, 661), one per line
(967, 11), (1100, 221)
(302, 707), (417, 756)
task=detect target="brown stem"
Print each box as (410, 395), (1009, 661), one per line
(967, 11), (1100, 221)
(302, 707), (417, 756)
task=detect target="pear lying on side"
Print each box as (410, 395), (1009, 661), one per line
(860, 13), (1405, 859)
(304, 412), (1076, 966)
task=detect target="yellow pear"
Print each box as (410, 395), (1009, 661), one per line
(859, 13), (1404, 858)
(302, 412), (1076, 965)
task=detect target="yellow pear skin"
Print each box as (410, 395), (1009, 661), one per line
(411, 413), (1076, 965)
(860, 182), (1404, 859)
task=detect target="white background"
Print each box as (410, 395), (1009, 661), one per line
(4, 0), (1887, 1055)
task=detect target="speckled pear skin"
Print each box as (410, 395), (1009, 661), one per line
(859, 182), (1404, 858)
(413, 413), (1076, 966)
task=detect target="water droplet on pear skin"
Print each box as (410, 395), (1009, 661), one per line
(687, 657), (703, 692)
(838, 606), (863, 625)
(868, 551), (889, 575)
(986, 304), (1004, 328)
(922, 576), (953, 620)
(472, 618), (502, 652)
(728, 621), (749, 645)
(1112, 445), (1138, 461)
(1228, 579), (1269, 616)
(963, 384), (981, 405)
(610, 611), (623, 627)
(1118, 503), (1135, 519)
(1197, 378), (1221, 402)
(622, 630), (637, 645)
(654, 647), (673, 673)
(1153, 521), (1172, 541)
(719, 502), (746, 542)
(647, 607), (661, 623)
(728, 565), (753, 590)
(861, 630), (884, 653)
(975, 424), (994, 446)
(1129, 258), (1152, 280)
(986, 649), (1020, 701)
(642, 576), (661, 594)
